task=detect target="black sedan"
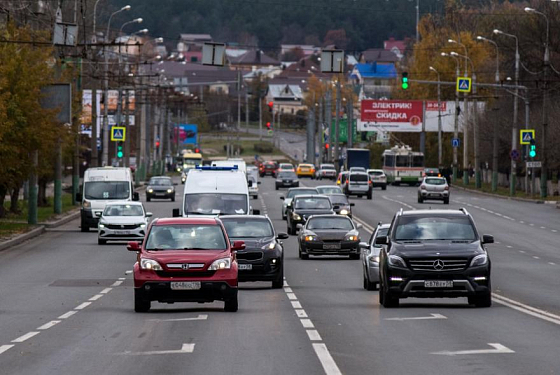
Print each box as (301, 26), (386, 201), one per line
(326, 193), (355, 218)
(221, 215), (288, 288)
(298, 215), (361, 260)
(275, 171), (299, 190)
(286, 195), (334, 235)
(146, 176), (176, 201)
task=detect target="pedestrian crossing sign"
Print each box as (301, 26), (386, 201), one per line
(111, 126), (126, 141)
(456, 77), (471, 92)
(520, 129), (535, 145)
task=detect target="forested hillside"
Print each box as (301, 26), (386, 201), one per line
(108, 0), (444, 53)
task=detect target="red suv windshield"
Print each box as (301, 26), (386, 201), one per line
(145, 224), (227, 250)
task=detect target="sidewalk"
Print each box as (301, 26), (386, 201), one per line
(451, 183), (560, 205)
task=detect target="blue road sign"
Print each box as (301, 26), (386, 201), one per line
(456, 77), (472, 93)
(452, 138), (461, 148)
(510, 149), (520, 161)
(520, 129), (535, 145)
(111, 126), (126, 141)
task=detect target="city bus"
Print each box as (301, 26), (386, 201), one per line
(181, 150), (203, 172)
(382, 145), (424, 185)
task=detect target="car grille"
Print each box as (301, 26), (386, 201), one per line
(156, 270), (216, 278)
(236, 252), (264, 261)
(106, 224), (139, 230)
(408, 258), (469, 271)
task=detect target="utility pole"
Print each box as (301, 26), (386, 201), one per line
(347, 96), (353, 149)
(511, 42), (520, 195)
(334, 80), (341, 172)
(124, 90), (131, 167)
(473, 72), (480, 188)
(420, 101), (426, 154)
(306, 108), (313, 163)
(91, 88), (98, 167)
(318, 100), (324, 163)
(541, 31), (550, 198)
(326, 89), (332, 162)
(237, 70), (241, 133)
(258, 90), (263, 141)
(28, 151), (38, 225)
(245, 90), (249, 131)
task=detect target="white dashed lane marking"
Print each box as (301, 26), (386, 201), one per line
(12, 332), (40, 343)
(0, 345), (14, 355)
(37, 320), (61, 330)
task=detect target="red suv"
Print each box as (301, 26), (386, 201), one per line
(259, 161), (278, 177)
(128, 217), (245, 312)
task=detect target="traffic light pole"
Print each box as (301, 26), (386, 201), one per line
(334, 80), (341, 172)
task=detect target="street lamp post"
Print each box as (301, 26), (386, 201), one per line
(429, 66), (442, 170)
(477, 36), (500, 192)
(102, 5), (131, 166)
(441, 52), (460, 183)
(525, 7), (549, 198)
(494, 29), (519, 196)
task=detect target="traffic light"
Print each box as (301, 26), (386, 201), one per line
(401, 72), (409, 90)
(267, 101), (274, 113)
(194, 147), (200, 153)
(155, 140), (160, 149)
(117, 141), (124, 158)
(325, 143), (330, 150)
(529, 139), (536, 158)
(266, 122), (271, 129)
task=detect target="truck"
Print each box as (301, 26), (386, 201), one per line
(345, 148), (370, 171)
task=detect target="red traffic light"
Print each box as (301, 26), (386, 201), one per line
(268, 101), (274, 108)
(155, 141), (160, 148)
(194, 148), (200, 153)
(266, 122), (271, 129)
(325, 143), (330, 149)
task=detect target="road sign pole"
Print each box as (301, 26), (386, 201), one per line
(453, 66), (459, 183)
(463, 94), (469, 185)
(28, 151), (38, 225)
(54, 140), (62, 214)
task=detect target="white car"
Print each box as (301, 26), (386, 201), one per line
(315, 164), (337, 180)
(418, 177), (449, 204)
(367, 169), (387, 190)
(98, 202), (152, 245)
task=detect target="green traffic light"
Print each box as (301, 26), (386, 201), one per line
(117, 150), (124, 158)
(529, 146), (536, 158)
(402, 81), (409, 90)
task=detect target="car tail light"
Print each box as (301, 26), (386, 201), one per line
(421, 185), (426, 189)
(444, 186), (449, 190)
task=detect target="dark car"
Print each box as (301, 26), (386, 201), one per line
(326, 193), (354, 218)
(286, 195), (334, 235)
(128, 217), (245, 313)
(259, 161), (278, 177)
(423, 167), (441, 177)
(298, 215), (361, 259)
(221, 215), (288, 288)
(146, 176), (176, 202)
(275, 171), (299, 190)
(280, 187), (319, 220)
(377, 208), (493, 308)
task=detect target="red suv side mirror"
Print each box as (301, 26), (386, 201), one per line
(127, 241), (141, 251)
(232, 240), (246, 251)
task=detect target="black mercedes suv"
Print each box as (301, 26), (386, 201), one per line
(378, 208), (493, 308)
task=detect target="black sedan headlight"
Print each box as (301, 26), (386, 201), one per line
(388, 255), (407, 268)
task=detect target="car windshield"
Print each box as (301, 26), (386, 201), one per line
(103, 204), (143, 216)
(295, 197), (331, 209)
(321, 165), (335, 170)
(369, 171), (384, 176)
(328, 195), (349, 205)
(287, 189), (317, 198)
(279, 164), (293, 169)
(317, 187), (342, 195)
(145, 224), (227, 250)
(425, 178), (446, 185)
(394, 215), (477, 241)
(307, 217), (353, 230)
(84, 181), (130, 200)
(185, 193), (248, 215)
(350, 174), (368, 182)
(278, 172), (297, 179)
(222, 218), (274, 238)
(149, 178), (172, 186)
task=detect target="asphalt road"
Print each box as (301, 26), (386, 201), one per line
(1, 176), (560, 374)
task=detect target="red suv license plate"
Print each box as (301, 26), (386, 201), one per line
(171, 281), (201, 290)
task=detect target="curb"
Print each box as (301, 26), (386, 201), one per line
(451, 184), (558, 204)
(0, 226), (45, 252)
(43, 210), (81, 228)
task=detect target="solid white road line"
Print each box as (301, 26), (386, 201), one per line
(89, 294), (104, 301)
(431, 343), (514, 356)
(74, 302), (91, 310)
(313, 343), (343, 375)
(122, 343), (195, 356)
(306, 330), (322, 341)
(296, 309), (308, 318)
(149, 315), (208, 322)
(100, 288), (113, 294)
(0, 345), (14, 355)
(300, 319), (314, 328)
(493, 294), (560, 325)
(12, 331), (40, 343)
(58, 311), (77, 319)
(37, 320), (61, 330)
(385, 313), (447, 321)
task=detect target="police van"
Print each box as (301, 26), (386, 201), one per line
(77, 167), (139, 232)
(173, 166), (258, 217)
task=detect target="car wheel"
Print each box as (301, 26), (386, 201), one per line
(146, 197), (151, 202)
(381, 284), (399, 308)
(134, 289), (151, 312)
(171, 195), (175, 202)
(224, 293), (239, 312)
(367, 192), (372, 200)
(80, 221), (89, 232)
(275, 185), (279, 190)
(382, 185), (387, 190)
(98, 239), (107, 245)
(295, 182), (300, 187)
(363, 273), (368, 290)
(444, 198), (450, 204)
(418, 196), (423, 203)
(272, 268), (283, 289)
(469, 293), (492, 308)
(349, 253), (360, 260)
(301, 251), (309, 260)
(287, 224), (293, 235)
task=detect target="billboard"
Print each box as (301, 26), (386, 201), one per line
(178, 124), (198, 145)
(360, 100), (423, 132)
(330, 119), (357, 144)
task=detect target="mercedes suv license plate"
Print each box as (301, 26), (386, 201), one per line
(238, 264), (252, 270)
(323, 244), (341, 250)
(171, 281), (201, 290)
(424, 280), (453, 288)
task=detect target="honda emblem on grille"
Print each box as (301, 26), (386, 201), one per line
(181, 264), (190, 270)
(121, 225), (125, 229)
(433, 259), (445, 270)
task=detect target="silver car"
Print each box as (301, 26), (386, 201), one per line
(280, 187), (318, 220)
(418, 177), (449, 204)
(98, 202), (152, 245)
(315, 164), (337, 180)
(316, 185), (343, 195)
(360, 223), (390, 290)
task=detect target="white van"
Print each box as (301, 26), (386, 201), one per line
(173, 165), (258, 217)
(211, 159), (247, 175)
(246, 165), (260, 199)
(77, 167), (138, 232)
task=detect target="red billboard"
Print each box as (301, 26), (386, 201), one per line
(359, 100), (424, 132)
